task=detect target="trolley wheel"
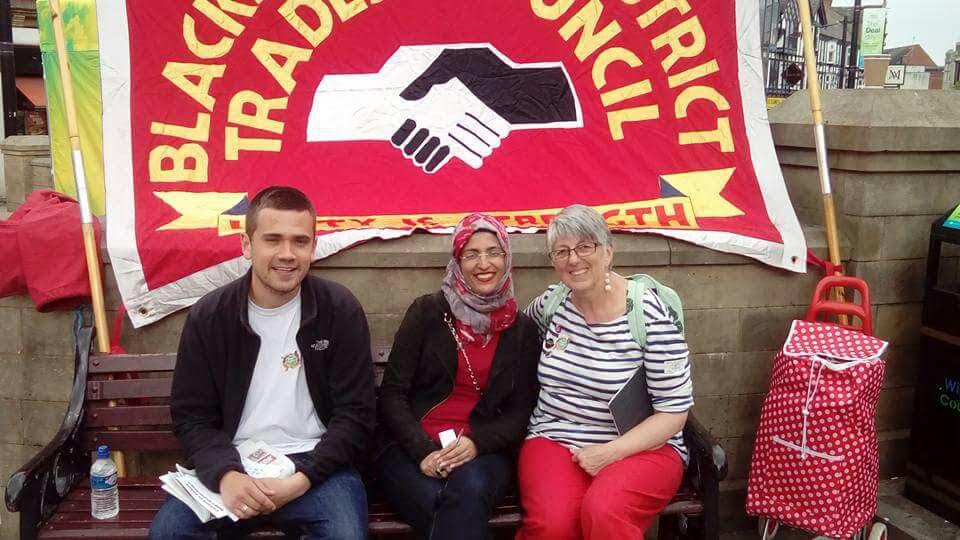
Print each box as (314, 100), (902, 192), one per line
(868, 523), (888, 540)
(758, 518), (779, 539)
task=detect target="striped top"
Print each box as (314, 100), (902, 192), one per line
(525, 285), (694, 463)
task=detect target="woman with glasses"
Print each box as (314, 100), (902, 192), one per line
(375, 213), (541, 539)
(515, 205), (693, 539)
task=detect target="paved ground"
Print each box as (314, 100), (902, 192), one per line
(720, 479), (960, 540)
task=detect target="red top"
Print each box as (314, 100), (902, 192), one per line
(420, 323), (499, 445)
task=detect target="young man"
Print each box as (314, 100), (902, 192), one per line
(149, 186), (374, 539)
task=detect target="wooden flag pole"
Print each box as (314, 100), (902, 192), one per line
(50, 0), (125, 475)
(49, 0), (110, 353)
(796, 0), (844, 273)
(797, 0), (848, 323)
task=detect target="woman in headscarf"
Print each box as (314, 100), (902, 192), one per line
(375, 213), (541, 539)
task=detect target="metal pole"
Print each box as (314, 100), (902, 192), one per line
(838, 16), (848, 89)
(796, 0), (844, 276)
(846, 0), (863, 88)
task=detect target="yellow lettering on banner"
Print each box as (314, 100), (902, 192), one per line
(651, 16), (706, 72)
(675, 86), (730, 118)
(530, 0), (575, 20)
(679, 117), (734, 152)
(634, 0), (691, 29)
(183, 15), (235, 59)
(150, 113), (212, 142)
(149, 144), (209, 182)
(251, 39), (313, 94)
(667, 59), (719, 88)
(162, 62), (226, 111)
(279, 0), (334, 47)
(228, 91), (288, 134)
(592, 47), (642, 89)
(225, 127), (282, 160)
(192, 0), (245, 36)
(558, 0), (622, 61)
(607, 105), (660, 140)
(197, 0), (261, 20)
(329, 0), (368, 22)
(600, 80), (652, 107)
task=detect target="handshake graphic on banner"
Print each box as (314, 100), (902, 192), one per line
(306, 44), (582, 174)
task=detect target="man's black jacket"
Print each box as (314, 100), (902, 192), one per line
(376, 292), (541, 464)
(170, 271), (375, 492)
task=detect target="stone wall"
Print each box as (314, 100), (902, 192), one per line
(1, 90), (958, 536)
(0, 225), (837, 536)
(770, 88), (960, 510)
(1, 135), (50, 212)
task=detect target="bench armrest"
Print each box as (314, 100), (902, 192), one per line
(5, 322), (92, 527)
(684, 413), (728, 483)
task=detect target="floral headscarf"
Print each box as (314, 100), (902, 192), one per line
(440, 213), (517, 338)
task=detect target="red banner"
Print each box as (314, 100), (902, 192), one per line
(98, 0), (805, 326)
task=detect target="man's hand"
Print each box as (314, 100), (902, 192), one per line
(571, 442), (623, 476)
(258, 473), (311, 510)
(436, 436), (478, 472)
(219, 471), (276, 519)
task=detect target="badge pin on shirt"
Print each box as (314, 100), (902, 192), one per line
(311, 339), (330, 351)
(281, 351), (302, 372)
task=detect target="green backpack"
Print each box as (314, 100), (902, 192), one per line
(536, 274), (685, 347)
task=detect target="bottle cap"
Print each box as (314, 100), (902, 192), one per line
(97, 445), (110, 458)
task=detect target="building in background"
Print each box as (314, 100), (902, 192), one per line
(884, 44), (944, 90)
(759, 0), (862, 105)
(945, 43), (959, 90)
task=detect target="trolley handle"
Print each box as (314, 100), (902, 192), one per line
(804, 275), (873, 336)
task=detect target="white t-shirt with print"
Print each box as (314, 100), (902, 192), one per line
(233, 293), (326, 454)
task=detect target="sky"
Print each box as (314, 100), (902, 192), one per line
(883, 0), (960, 64)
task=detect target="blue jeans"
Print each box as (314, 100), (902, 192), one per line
(148, 468), (366, 539)
(375, 444), (512, 540)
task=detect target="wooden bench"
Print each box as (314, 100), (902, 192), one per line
(6, 323), (727, 539)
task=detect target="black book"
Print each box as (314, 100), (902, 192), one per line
(608, 367), (654, 435)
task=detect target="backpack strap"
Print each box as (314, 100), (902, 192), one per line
(624, 274), (685, 348)
(538, 283), (571, 333)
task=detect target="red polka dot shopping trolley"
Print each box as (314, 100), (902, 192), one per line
(746, 276), (891, 540)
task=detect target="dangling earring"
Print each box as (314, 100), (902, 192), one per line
(604, 271), (612, 292)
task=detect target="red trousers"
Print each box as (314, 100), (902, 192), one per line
(515, 437), (683, 540)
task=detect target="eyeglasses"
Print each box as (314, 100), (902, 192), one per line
(549, 242), (600, 262)
(460, 248), (506, 263)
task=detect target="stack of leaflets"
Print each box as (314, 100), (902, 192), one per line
(160, 440), (295, 523)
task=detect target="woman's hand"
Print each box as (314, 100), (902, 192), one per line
(571, 442), (623, 476)
(419, 450), (448, 478)
(437, 436), (478, 472)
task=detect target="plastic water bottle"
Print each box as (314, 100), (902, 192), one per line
(90, 445), (119, 519)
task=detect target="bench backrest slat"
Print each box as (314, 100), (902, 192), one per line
(89, 354), (177, 374)
(82, 430), (180, 451)
(86, 378), (173, 400)
(85, 405), (172, 428)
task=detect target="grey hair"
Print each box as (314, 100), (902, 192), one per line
(546, 204), (613, 250)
